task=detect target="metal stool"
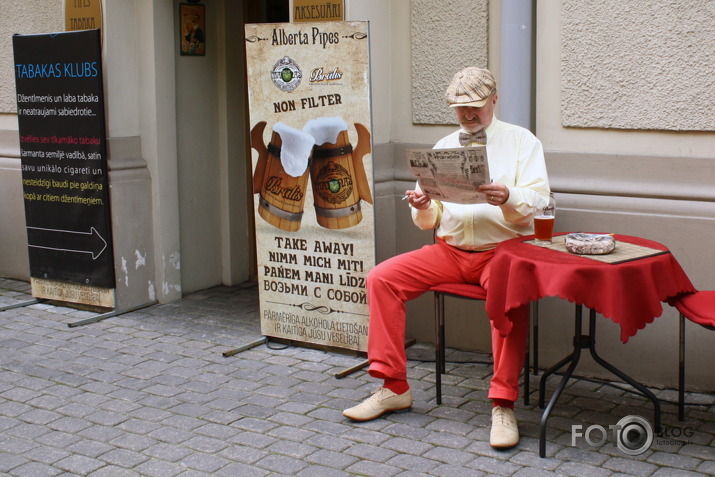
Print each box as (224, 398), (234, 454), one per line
(431, 283), (536, 406)
(673, 291), (715, 421)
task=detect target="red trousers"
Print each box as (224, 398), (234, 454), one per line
(366, 240), (530, 402)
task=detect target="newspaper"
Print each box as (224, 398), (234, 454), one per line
(405, 146), (491, 204)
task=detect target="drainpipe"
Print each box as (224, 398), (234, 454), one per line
(499, 0), (535, 132)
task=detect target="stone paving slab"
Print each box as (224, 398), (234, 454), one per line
(0, 279), (713, 476)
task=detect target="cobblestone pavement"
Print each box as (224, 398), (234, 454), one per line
(1, 277), (713, 476)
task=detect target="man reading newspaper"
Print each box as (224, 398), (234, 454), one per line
(343, 67), (550, 449)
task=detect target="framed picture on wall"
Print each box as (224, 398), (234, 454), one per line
(180, 3), (205, 56)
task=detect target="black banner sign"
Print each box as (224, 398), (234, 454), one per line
(13, 30), (115, 289)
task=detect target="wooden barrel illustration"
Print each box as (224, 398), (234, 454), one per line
(310, 123), (373, 230)
(251, 122), (310, 232)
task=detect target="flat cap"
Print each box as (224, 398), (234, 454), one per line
(445, 67), (496, 108)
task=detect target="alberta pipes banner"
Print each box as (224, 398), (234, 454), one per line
(245, 21), (374, 352)
(13, 30), (115, 292)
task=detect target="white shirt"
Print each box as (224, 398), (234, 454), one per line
(411, 116), (550, 251)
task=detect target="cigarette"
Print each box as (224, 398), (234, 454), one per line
(401, 195), (409, 201)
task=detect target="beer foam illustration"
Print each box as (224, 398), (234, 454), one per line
(303, 117), (348, 146)
(274, 122), (314, 177)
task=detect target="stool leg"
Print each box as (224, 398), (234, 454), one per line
(523, 313), (530, 406)
(532, 301), (539, 376)
(440, 298), (446, 374)
(679, 313), (685, 421)
(523, 300), (540, 406)
(435, 293), (444, 405)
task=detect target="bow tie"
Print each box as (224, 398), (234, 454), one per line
(459, 130), (487, 146)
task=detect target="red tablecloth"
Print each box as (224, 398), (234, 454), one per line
(485, 233), (696, 342)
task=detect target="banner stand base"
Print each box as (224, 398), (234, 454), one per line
(334, 359), (369, 379)
(222, 337), (415, 380)
(222, 337), (268, 357)
(334, 337), (416, 379)
(67, 301), (157, 328)
(0, 299), (40, 312)
(224, 337), (366, 359)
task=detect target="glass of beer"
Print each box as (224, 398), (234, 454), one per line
(534, 193), (556, 243)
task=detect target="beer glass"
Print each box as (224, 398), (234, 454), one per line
(534, 193), (556, 243)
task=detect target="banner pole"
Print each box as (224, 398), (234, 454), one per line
(0, 299), (40, 312)
(222, 337), (268, 358)
(334, 338), (416, 379)
(67, 301), (157, 328)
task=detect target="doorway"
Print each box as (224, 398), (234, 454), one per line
(245, 0), (289, 23)
(173, 0), (289, 292)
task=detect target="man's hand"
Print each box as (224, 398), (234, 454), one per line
(404, 190), (431, 210)
(479, 182), (510, 205)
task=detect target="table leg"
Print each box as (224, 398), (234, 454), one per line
(538, 304), (584, 457)
(679, 313), (685, 421)
(524, 324), (530, 406)
(537, 305), (662, 458)
(585, 308), (661, 433)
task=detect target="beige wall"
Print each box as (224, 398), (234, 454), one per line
(0, 1), (64, 112)
(411, 0), (489, 125)
(560, 0), (715, 132)
(0, 114), (28, 280)
(540, 2), (715, 156)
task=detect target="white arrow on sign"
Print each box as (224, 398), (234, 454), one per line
(26, 226), (108, 260)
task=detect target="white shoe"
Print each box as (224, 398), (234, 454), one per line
(490, 406), (519, 448)
(343, 387), (413, 422)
